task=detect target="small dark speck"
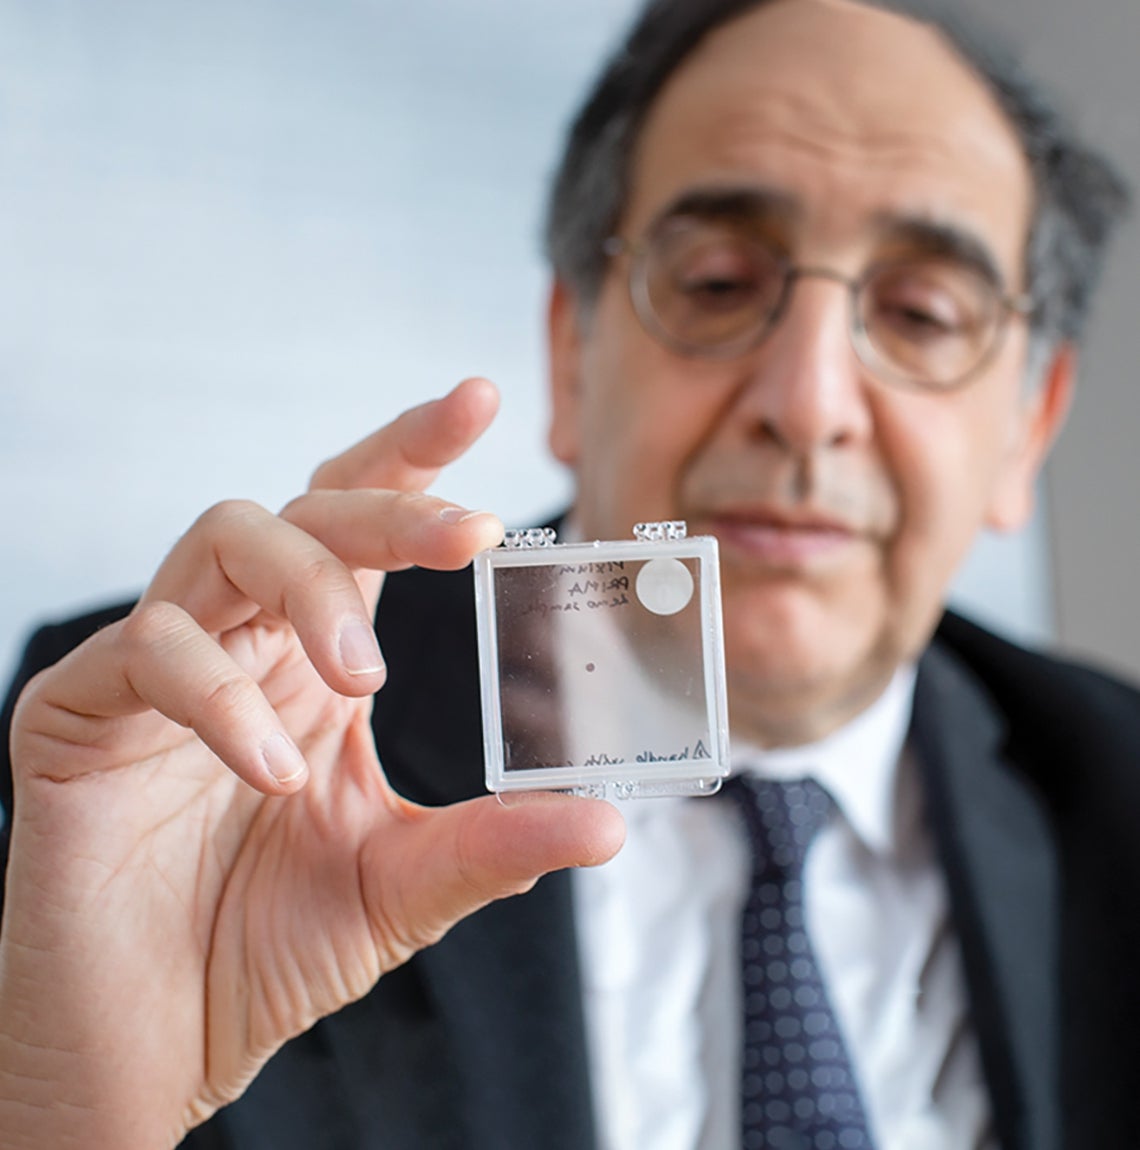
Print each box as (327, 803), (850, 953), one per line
(585, 662), (596, 672)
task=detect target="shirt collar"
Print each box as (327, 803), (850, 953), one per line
(731, 664), (918, 857)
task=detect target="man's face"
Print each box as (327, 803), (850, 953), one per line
(547, 0), (1070, 746)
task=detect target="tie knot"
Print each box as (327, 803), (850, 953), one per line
(724, 776), (835, 878)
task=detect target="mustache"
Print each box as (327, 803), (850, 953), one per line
(682, 449), (898, 536)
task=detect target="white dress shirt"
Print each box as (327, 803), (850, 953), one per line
(572, 667), (999, 1150)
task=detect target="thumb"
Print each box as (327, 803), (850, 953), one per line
(362, 793), (625, 964)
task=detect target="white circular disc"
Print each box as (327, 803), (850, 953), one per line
(635, 557), (695, 616)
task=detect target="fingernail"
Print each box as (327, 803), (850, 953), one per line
(438, 506), (492, 525)
(496, 789), (575, 808)
(262, 732), (308, 786)
(339, 620), (385, 675)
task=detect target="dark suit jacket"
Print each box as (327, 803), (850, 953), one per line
(3, 564), (1140, 1150)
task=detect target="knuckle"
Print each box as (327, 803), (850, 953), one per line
(10, 664), (54, 724)
(193, 498), (267, 538)
(308, 456), (338, 490)
(285, 552), (353, 596)
(200, 672), (258, 725)
(278, 552), (359, 624)
(278, 492), (308, 522)
(452, 839), (492, 902)
(122, 600), (193, 651)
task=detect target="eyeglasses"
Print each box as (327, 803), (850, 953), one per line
(603, 218), (1035, 391)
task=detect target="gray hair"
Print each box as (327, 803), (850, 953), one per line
(543, 0), (1130, 350)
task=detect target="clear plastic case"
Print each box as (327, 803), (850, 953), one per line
(473, 521), (730, 799)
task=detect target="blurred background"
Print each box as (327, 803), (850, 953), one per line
(1, 0), (1137, 684)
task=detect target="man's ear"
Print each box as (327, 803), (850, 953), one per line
(985, 342), (1077, 532)
(547, 279), (585, 466)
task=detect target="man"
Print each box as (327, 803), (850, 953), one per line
(0, 0), (1132, 1148)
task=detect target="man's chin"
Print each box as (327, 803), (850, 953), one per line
(722, 621), (892, 747)
(724, 663), (885, 748)
(721, 579), (848, 658)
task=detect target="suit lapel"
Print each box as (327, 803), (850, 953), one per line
(417, 871), (598, 1149)
(913, 640), (1059, 1150)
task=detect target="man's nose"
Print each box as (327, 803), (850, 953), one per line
(731, 278), (873, 454)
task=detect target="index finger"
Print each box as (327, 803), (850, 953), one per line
(310, 376), (500, 494)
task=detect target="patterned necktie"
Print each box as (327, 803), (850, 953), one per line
(724, 775), (876, 1150)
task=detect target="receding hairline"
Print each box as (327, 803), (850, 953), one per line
(543, 0), (1130, 342)
(611, 0), (1035, 289)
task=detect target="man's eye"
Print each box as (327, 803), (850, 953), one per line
(873, 297), (970, 341)
(679, 275), (756, 300)
(673, 261), (779, 313)
(886, 304), (954, 330)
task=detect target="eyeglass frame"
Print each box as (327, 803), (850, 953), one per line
(602, 230), (1036, 392)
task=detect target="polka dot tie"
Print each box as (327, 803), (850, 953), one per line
(724, 775), (876, 1150)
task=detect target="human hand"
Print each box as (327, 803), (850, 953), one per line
(0, 378), (624, 1150)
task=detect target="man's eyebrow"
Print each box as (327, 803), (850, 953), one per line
(641, 193), (1014, 290)
(872, 215), (1008, 289)
(647, 186), (799, 229)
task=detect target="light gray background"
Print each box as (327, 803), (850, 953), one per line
(980, 0), (1140, 684)
(1, 0), (1135, 686)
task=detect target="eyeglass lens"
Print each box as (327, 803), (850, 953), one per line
(637, 219), (1006, 388)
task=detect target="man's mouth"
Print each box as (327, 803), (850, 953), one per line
(695, 508), (863, 568)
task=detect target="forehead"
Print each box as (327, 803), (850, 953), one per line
(625, 0), (1033, 280)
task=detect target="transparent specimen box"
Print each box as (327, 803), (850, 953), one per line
(473, 522), (730, 799)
